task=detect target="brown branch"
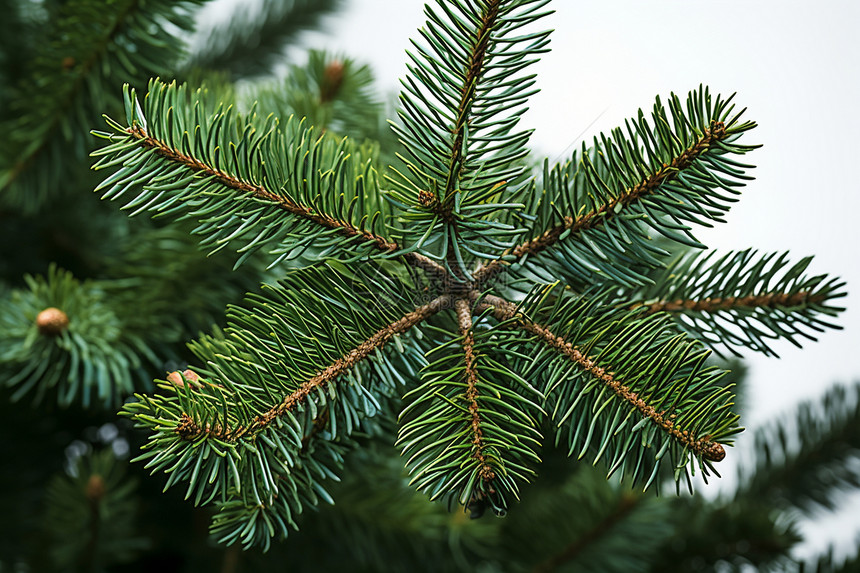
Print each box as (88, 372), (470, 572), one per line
(531, 494), (639, 573)
(81, 475), (106, 571)
(455, 298), (495, 481)
(438, 0), (501, 213)
(176, 295), (451, 441)
(125, 125), (449, 281)
(632, 291), (829, 315)
(421, 0), (500, 280)
(473, 121), (729, 288)
(477, 293), (726, 462)
(220, 545), (241, 573)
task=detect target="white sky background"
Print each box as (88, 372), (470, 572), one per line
(201, 0), (860, 559)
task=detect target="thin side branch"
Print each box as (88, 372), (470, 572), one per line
(430, 0), (501, 280)
(631, 291), (829, 315)
(176, 295), (452, 441)
(477, 294), (726, 462)
(473, 121), (729, 287)
(126, 125), (449, 280)
(455, 298), (495, 481)
(440, 0), (501, 207)
(5, 0), (143, 188)
(531, 494), (639, 573)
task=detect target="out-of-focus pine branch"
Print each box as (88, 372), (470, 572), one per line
(44, 448), (148, 571)
(253, 50), (383, 142)
(0, 0), (203, 212)
(186, 0), (341, 79)
(647, 383), (860, 572)
(737, 383), (860, 514)
(495, 465), (674, 573)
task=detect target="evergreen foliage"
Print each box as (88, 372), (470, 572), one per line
(738, 383), (860, 514)
(44, 448), (148, 571)
(623, 249), (846, 358)
(85, 0), (845, 547)
(0, 0), (856, 569)
(0, 265), (148, 407)
(186, 0), (342, 79)
(0, 0), (204, 212)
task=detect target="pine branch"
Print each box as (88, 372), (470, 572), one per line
(253, 50), (383, 142)
(646, 495), (801, 572)
(387, 0), (553, 272)
(531, 494), (639, 573)
(125, 122), (395, 254)
(621, 249), (846, 357)
(69, 0), (849, 554)
(479, 293), (726, 463)
(398, 297), (543, 515)
(0, 265), (150, 407)
(637, 291), (824, 314)
(441, 0), (501, 203)
(263, 442), (493, 571)
(475, 120), (728, 286)
(122, 262), (442, 520)
(4, 0), (139, 186)
(474, 88), (758, 289)
(473, 286), (741, 492)
(44, 449), (148, 569)
(178, 294), (450, 442)
(455, 298), (496, 481)
(736, 383), (860, 514)
(209, 429), (358, 551)
(497, 464), (674, 573)
(92, 81), (447, 279)
(1, 0), (201, 211)
(186, 0), (342, 80)
(207, 344), (432, 551)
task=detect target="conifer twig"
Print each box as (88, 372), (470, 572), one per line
(476, 293), (726, 461)
(5, 0), (144, 188)
(126, 125), (449, 280)
(176, 295), (452, 441)
(472, 121), (729, 287)
(531, 494), (639, 573)
(428, 0), (501, 280)
(455, 298), (495, 481)
(439, 0), (501, 207)
(631, 291), (829, 315)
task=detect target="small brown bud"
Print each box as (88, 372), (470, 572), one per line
(167, 369), (202, 389)
(320, 60), (345, 103)
(36, 307), (69, 335)
(704, 443), (726, 462)
(418, 189), (435, 207)
(62, 56), (76, 70)
(86, 474), (105, 502)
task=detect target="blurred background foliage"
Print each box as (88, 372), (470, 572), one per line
(0, 0), (857, 571)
